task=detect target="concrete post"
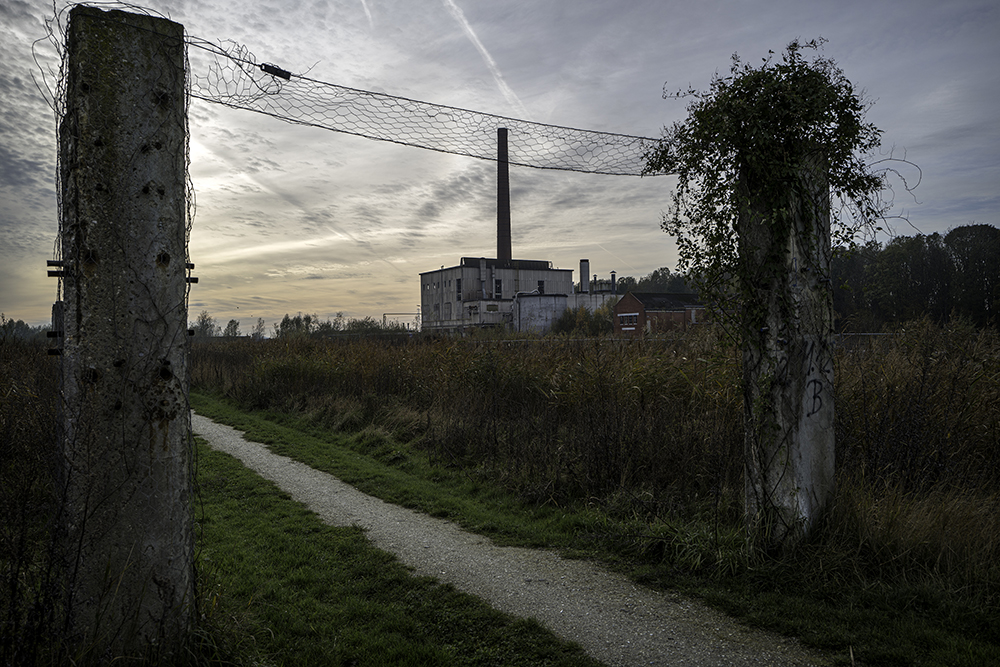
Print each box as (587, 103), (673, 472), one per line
(58, 6), (192, 656)
(739, 156), (835, 550)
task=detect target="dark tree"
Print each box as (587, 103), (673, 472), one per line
(193, 309), (220, 338)
(222, 319), (241, 338)
(945, 224), (1000, 327)
(614, 275), (637, 294)
(831, 241), (880, 331)
(633, 267), (696, 294)
(870, 233), (952, 324)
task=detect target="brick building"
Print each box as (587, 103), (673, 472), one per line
(613, 292), (705, 335)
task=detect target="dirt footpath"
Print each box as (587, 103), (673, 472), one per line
(193, 413), (829, 667)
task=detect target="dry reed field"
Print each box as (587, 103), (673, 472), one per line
(3, 320), (999, 664)
(190, 321), (1000, 602)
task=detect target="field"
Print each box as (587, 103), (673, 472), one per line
(3, 320), (999, 664)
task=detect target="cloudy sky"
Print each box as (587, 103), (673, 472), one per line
(1, 0), (997, 329)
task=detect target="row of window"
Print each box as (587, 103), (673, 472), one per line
(618, 313), (639, 326)
(423, 278), (547, 302)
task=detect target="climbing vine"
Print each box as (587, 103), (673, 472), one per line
(644, 38), (885, 322)
(645, 40), (889, 550)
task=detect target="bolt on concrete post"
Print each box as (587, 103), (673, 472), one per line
(739, 156), (836, 552)
(58, 6), (192, 656)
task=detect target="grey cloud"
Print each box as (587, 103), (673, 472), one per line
(413, 163), (493, 221)
(0, 143), (51, 190)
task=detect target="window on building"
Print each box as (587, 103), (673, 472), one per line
(456, 278), (462, 302)
(618, 313), (639, 327)
(537, 280), (545, 295)
(494, 278), (502, 299)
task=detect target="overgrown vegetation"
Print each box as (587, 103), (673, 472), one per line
(186, 321), (999, 664)
(550, 298), (617, 336)
(5, 320), (999, 664)
(192, 326), (743, 506)
(643, 39), (889, 315)
(643, 39), (894, 548)
(0, 337), (59, 665)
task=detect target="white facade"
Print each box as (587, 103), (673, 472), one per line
(567, 292), (618, 312)
(420, 257), (573, 332)
(513, 293), (568, 333)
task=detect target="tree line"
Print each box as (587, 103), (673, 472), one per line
(189, 310), (413, 340)
(189, 223), (999, 341)
(612, 223), (998, 333)
(0, 315), (50, 343)
(832, 223), (999, 330)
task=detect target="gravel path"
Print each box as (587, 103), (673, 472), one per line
(193, 413), (829, 666)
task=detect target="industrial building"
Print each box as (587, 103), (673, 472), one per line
(612, 292), (706, 336)
(418, 128), (665, 334)
(420, 257), (619, 334)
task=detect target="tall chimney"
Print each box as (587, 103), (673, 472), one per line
(580, 259), (590, 294)
(497, 127), (511, 264)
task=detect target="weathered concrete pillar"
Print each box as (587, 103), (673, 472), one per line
(739, 156), (835, 551)
(58, 6), (192, 657)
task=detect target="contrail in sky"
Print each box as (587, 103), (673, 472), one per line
(359, 0), (373, 28)
(597, 243), (639, 273)
(441, 0), (531, 120)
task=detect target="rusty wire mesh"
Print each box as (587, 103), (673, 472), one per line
(184, 37), (663, 176)
(39, 3), (665, 177)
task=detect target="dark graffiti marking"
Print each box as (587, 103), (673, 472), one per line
(806, 378), (824, 418)
(804, 339), (831, 418)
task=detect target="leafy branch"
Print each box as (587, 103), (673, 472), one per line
(644, 39), (889, 319)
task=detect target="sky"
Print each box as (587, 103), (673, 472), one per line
(1, 0), (998, 330)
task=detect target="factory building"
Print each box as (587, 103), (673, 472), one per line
(419, 128), (621, 334)
(420, 257), (571, 332)
(420, 257), (622, 333)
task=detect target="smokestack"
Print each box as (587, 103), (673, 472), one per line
(580, 259), (590, 294)
(497, 127), (511, 264)
(611, 270), (617, 294)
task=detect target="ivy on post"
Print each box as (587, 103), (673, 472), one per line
(645, 40), (886, 552)
(57, 5), (193, 658)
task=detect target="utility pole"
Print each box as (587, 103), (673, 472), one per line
(57, 5), (193, 657)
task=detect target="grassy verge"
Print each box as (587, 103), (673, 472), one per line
(195, 437), (603, 667)
(191, 391), (608, 554)
(192, 391), (1000, 667)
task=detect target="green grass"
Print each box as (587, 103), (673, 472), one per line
(194, 438), (603, 667)
(192, 391), (1000, 667)
(191, 392), (614, 555)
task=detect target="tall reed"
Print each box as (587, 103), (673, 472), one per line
(192, 328), (744, 509)
(191, 321), (1000, 597)
(0, 338), (60, 665)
